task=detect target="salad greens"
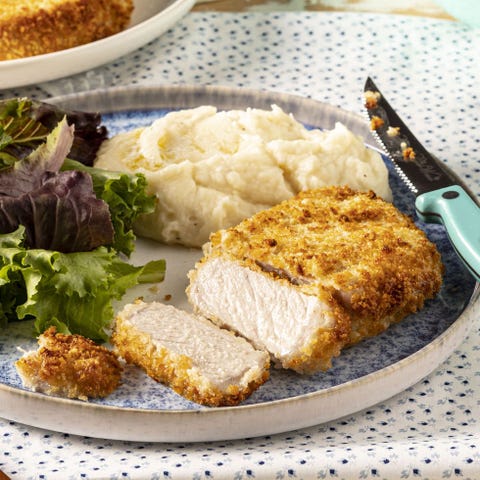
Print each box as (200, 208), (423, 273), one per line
(0, 226), (165, 342)
(0, 97), (106, 168)
(0, 118), (114, 253)
(0, 98), (165, 341)
(63, 158), (155, 257)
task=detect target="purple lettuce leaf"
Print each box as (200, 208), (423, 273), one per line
(0, 118), (114, 252)
(30, 99), (107, 166)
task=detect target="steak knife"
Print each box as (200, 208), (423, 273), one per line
(363, 77), (480, 282)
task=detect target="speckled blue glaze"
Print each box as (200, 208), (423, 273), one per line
(0, 101), (475, 412)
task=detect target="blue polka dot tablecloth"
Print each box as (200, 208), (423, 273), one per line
(1, 11), (480, 480)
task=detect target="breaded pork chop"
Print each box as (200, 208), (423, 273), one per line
(15, 327), (122, 400)
(0, 0), (133, 60)
(112, 300), (270, 407)
(187, 186), (444, 374)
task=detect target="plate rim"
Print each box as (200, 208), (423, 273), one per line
(0, 84), (478, 442)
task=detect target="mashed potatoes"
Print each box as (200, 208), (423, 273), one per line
(95, 105), (392, 247)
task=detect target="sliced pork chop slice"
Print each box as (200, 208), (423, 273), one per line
(112, 300), (270, 406)
(187, 257), (345, 374)
(187, 186), (444, 374)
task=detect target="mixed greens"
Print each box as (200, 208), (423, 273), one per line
(0, 98), (165, 341)
(0, 97), (106, 168)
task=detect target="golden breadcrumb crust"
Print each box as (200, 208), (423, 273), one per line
(15, 327), (122, 400)
(112, 314), (270, 407)
(203, 186), (444, 372)
(0, 0), (133, 60)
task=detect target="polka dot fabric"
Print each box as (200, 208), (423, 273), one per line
(0, 11), (479, 479)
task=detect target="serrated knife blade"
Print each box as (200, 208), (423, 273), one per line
(363, 77), (480, 282)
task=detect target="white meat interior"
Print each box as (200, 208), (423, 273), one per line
(187, 258), (335, 364)
(121, 302), (268, 390)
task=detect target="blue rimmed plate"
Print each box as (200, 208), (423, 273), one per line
(0, 85), (478, 442)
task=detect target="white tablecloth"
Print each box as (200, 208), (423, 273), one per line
(0, 11), (479, 479)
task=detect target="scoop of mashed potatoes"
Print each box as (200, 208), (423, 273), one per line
(95, 105), (392, 247)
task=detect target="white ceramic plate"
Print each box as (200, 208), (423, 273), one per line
(0, 85), (478, 442)
(0, 0), (194, 89)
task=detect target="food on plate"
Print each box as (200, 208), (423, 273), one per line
(2, 96), (446, 408)
(0, 0), (134, 60)
(95, 105), (392, 247)
(1, 226), (165, 342)
(0, 99), (165, 342)
(0, 98), (107, 168)
(112, 300), (270, 406)
(1, 118), (114, 253)
(187, 186), (444, 374)
(15, 327), (122, 400)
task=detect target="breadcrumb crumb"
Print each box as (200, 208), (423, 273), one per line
(402, 146), (416, 160)
(370, 115), (385, 130)
(364, 90), (381, 109)
(15, 327), (122, 401)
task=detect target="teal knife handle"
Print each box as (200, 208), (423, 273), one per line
(416, 185), (480, 282)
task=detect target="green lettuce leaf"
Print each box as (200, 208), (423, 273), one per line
(0, 226), (166, 341)
(0, 100), (164, 340)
